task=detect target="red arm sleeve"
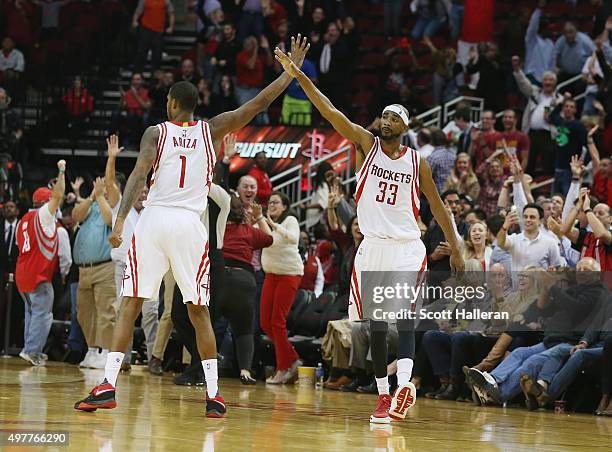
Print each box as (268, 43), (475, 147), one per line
(249, 226), (274, 250)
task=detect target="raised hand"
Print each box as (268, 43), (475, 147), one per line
(71, 176), (84, 193)
(274, 47), (300, 78)
(569, 154), (584, 179)
(107, 134), (123, 158)
(547, 216), (562, 237)
(57, 159), (66, 172)
(223, 133), (238, 160)
(511, 55), (521, 71)
(287, 34), (310, 69)
(588, 124), (599, 139)
(92, 177), (106, 198)
(251, 202), (263, 220)
(576, 187), (589, 210)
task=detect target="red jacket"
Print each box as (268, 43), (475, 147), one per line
(15, 209), (59, 293)
(62, 88), (94, 117)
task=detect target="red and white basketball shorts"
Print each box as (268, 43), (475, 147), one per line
(122, 206), (210, 305)
(349, 237), (427, 321)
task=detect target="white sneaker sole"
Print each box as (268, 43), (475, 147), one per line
(389, 383), (416, 420)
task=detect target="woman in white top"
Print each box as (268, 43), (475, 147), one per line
(462, 221), (493, 271)
(255, 192), (304, 384)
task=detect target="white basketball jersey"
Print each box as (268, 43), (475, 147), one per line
(145, 120), (216, 216)
(355, 137), (421, 240)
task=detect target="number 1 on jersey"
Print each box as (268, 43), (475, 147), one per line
(178, 155), (186, 188)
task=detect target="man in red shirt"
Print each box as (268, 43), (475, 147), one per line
(133, 0), (175, 73)
(499, 109), (530, 172)
(15, 160), (65, 366)
(593, 157), (612, 207)
(235, 35), (273, 125)
(469, 110), (503, 170)
(562, 187), (612, 273)
(248, 151), (273, 204)
(120, 73), (151, 147)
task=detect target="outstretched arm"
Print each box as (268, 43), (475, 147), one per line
(108, 126), (159, 248)
(275, 47), (374, 171)
(208, 35), (310, 141)
(419, 158), (464, 272)
(105, 134), (122, 208)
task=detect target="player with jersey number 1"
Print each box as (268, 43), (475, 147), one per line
(275, 48), (465, 424)
(74, 35), (311, 418)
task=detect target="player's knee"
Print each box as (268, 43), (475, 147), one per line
(186, 303), (210, 322)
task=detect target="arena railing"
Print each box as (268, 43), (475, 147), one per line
(443, 96), (484, 125)
(271, 144), (353, 226)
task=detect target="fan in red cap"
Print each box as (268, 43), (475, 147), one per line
(32, 187), (53, 206)
(15, 160), (66, 367)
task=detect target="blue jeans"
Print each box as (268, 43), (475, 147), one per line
(68, 282), (87, 352)
(491, 342), (546, 401)
(411, 16), (446, 40)
(536, 343), (573, 384)
(548, 345), (603, 399)
(552, 168), (572, 196)
(21, 282), (54, 355)
(234, 86), (269, 125)
(449, 4), (464, 40)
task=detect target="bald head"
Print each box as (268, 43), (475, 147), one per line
(577, 257), (601, 272)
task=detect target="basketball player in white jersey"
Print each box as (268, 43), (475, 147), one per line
(74, 36), (310, 418)
(275, 50), (464, 423)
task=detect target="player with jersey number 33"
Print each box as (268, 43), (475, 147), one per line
(275, 48), (464, 424)
(74, 35), (311, 418)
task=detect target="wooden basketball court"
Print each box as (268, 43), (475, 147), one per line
(1, 357), (610, 451)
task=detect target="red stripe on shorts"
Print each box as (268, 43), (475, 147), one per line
(351, 266), (363, 319)
(131, 235), (139, 297)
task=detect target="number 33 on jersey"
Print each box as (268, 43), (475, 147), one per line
(354, 137), (421, 241)
(145, 120), (216, 216)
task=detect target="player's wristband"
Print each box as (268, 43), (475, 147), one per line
(584, 209), (593, 214)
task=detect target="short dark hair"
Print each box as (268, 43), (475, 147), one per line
(454, 107), (471, 122)
(487, 214), (505, 235)
(523, 203), (544, 219)
(115, 172), (126, 192)
(417, 128), (431, 144)
(430, 128), (448, 147)
(466, 208), (487, 221)
(441, 189), (460, 202)
(169, 81), (199, 112)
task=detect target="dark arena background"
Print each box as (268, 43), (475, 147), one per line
(2, 0), (612, 450)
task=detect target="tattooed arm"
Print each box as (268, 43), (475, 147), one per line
(108, 126), (159, 248)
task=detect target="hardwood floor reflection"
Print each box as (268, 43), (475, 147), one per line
(1, 358), (610, 451)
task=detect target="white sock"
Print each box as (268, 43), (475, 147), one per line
(397, 358), (414, 387)
(104, 352), (124, 387)
(202, 359), (218, 399)
(376, 376), (389, 395)
(537, 379), (548, 390)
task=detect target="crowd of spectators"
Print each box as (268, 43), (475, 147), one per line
(1, 0), (612, 418)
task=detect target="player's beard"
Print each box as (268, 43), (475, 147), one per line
(380, 131), (401, 142)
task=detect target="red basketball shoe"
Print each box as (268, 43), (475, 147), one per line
(74, 379), (117, 412)
(370, 394), (392, 424)
(389, 382), (416, 420)
(206, 394), (227, 418)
